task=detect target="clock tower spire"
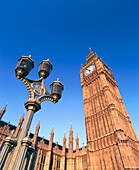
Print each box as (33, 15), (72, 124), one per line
(80, 48), (139, 169)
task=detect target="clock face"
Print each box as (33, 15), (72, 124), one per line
(84, 64), (95, 77)
(104, 65), (112, 76)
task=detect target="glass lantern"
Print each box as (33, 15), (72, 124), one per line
(15, 55), (34, 78)
(50, 78), (64, 100)
(38, 59), (53, 79)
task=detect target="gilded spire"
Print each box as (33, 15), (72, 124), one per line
(89, 47), (92, 53)
(86, 47), (97, 62)
(89, 47), (94, 54)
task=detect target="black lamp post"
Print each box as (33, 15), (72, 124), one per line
(2, 55), (64, 170)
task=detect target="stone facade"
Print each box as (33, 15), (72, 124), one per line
(0, 120), (87, 170)
(0, 49), (138, 169)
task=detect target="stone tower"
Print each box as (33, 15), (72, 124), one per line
(80, 48), (139, 169)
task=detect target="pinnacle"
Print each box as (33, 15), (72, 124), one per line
(63, 132), (66, 140)
(36, 119), (40, 130)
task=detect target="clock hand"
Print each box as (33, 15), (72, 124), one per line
(86, 68), (91, 72)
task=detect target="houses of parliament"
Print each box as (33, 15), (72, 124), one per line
(0, 49), (138, 170)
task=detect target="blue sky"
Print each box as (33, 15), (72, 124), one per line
(0, 0), (139, 148)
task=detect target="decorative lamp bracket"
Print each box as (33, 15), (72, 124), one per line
(15, 56), (63, 104)
(20, 77), (58, 104)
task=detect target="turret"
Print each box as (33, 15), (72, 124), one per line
(13, 113), (24, 138)
(62, 132), (66, 152)
(27, 121), (40, 170)
(49, 127), (54, 148)
(43, 128), (54, 170)
(60, 132), (66, 170)
(68, 124), (73, 153)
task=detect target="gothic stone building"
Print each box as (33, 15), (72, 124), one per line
(0, 49), (139, 169)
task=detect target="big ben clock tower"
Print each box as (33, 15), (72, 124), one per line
(80, 48), (139, 169)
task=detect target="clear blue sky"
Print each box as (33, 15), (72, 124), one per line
(0, 0), (139, 148)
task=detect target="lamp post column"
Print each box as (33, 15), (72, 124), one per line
(8, 99), (41, 170)
(14, 135), (32, 170)
(17, 99), (41, 142)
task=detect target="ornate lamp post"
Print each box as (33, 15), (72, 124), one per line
(2, 55), (64, 170)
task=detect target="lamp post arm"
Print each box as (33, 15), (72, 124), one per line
(37, 94), (58, 104)
(26, 77), (43, 83)
(20, 77), (35, 99)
